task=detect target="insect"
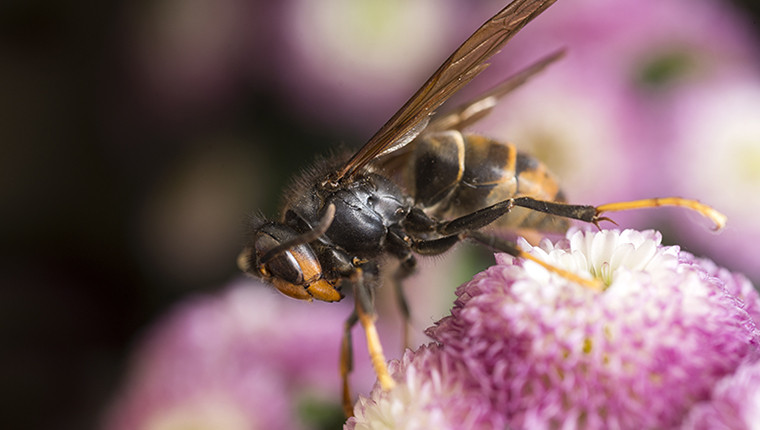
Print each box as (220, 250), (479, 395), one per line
(238, 0), (725, 416)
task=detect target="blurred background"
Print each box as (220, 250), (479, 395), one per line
(2, 0), (759, 428)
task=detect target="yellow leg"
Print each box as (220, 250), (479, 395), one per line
(519, 250), (604, 291)
(596, 198), (726, 231)
(341, 267), (396, 417)
(467, 230), (604, 291)
(357, 308), (396, 392)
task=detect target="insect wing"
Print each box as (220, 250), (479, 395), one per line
(333, 0), (558, 181)
(427, 49), (565, 132)
(375, 48), (566, 174)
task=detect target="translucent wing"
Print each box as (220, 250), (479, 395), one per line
(426, 49), (565, 132)
(332, 0), (558, 182)
(374, 49), (565, 175)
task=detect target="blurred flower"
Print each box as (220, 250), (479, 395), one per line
(477, 68), (630, 206)
(103, 280), (374, 430)
(665, 78), (760, 281)
(682, 358), (760, 429)
(475, 0), (759, 228)
(124, 0), (266, 120)
(273, 0), (460, 133)
(349, 229), (760, 429)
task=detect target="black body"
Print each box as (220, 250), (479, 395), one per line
(286, 169), (412, 260)
(239, 132), (580, 305)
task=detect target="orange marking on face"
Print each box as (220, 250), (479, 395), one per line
(278, 245), (341, 302)
(306, 279), (342, 302)
(272, 278), (313, 301)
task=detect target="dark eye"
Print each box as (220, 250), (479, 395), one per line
(254, 232), (304, 284)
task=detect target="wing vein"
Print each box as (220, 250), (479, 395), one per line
(334, 0), (557, 182)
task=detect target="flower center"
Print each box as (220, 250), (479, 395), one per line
(590, 261), (615, 287)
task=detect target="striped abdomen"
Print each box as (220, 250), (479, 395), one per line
(408, 131), (568, 232)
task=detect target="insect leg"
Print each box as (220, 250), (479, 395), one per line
(595, 198), (727, 231)
(345, 267), (396, 414)
(404, 201), (516, 236)
(340, 310), (358, 417)
(407, 205), (602, 288)
(436, 200), (516, 235)
(466, 230), (603, 290)
(392, 255), (417, 350)
(433, 196), (725, 233)
(433, 197), (595, 235)
(386, 227), (420, 349)
(510, 196), (726, 231)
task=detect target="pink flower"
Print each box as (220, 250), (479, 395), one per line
(274, 0), (463, 133)
(665, 78), (760, 281)
(346, 344), (504, 430)
(682, 359), (760, 429)
(475, 0), (759, 229)
(103, 281), (369, 430)
(349, 229), (760, 429)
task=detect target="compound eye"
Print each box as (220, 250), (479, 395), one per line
(254, 233), (304, 284)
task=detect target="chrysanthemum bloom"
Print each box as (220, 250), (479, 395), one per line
(346, 344), (502, 430)
(681, 358), (760, 429)
(348, 229), (760, 429)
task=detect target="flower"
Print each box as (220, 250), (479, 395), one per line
(665, 78), (760, 282)
(274, 0), (461, 132)
(475, 0), (759, 230)
(681, 358), (760, 429)
(346, 344), (504, 430)
(349, 229), (760, 429)
(103, 280), (372, 430)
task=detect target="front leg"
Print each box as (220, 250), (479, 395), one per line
(340, 265), (396, 417)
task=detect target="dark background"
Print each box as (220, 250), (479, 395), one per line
(1, 1), (758, 429)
